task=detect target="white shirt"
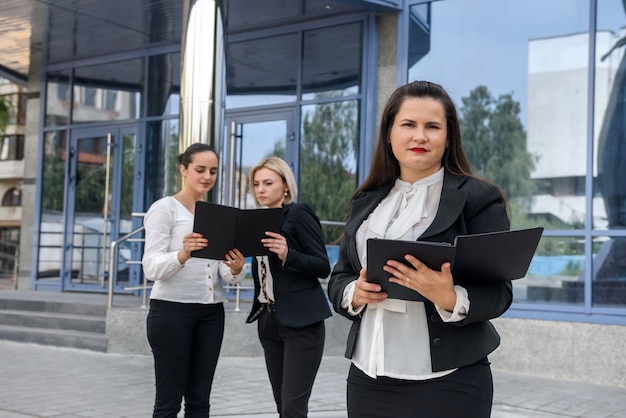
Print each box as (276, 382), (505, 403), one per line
(341, 168), (470, 380)
(255, 255), (275, 303)
(142, 196), (246, 304)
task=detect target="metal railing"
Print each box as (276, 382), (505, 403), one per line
(106, 217), (345, 309)
(107, 221), (146, 309)
(0, 239), (19, 290)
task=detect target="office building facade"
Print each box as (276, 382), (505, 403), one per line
(0, 0), (624, 385)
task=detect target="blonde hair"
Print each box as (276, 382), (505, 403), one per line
(249, 156), (298, 207)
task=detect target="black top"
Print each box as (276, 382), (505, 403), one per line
(246, 202), (332, 328)
(327, 171), (513, 372)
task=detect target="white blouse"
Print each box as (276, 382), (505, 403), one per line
(341, 168), (470, 380)
(142, 196), (246, 304)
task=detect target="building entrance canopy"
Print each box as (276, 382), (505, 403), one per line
(0, 0), (398, 88)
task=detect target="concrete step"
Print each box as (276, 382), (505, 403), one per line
(0, 309), (105, 333)
(0, 297), (107, 316)
(0, 324), (108, 351)
(0, 292), (109, 352)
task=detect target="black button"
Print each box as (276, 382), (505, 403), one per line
(430, 314), (439, 322)
(433, 338), (442, 346)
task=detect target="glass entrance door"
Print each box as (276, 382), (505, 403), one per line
(62, 126), (142, 292)
(222, 110), (295, 209)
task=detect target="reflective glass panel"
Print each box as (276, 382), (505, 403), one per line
(37, 131), (68, 282)
(516, 236), (584, 305)
(408, 0), (589, 230)
(302, 22), (362, 100)
(592, 236), (626, 307)
(147, 52), (181, 117)
(72, 59), (143, 124)
(45, 69), (71, 127)
(144, 119), (180, 207)
(595, 0), (626, 229)
(226, 33), (298, 108)
(222, 118), (289, 209)
(300, 101), (359, 244)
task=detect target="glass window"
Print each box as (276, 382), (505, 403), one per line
(595, 0), (626, 230)
(408, 0), (589, 231)
(2, 188), (21, 207)
(517, 236), (585, 306)
(16, 92), (26, 125)
(38, 131), (68, 280)
(0, 227), (19, 276)
(144, 119), (180, 208)
(45, 69), (71, 127)
(593, 236), (626, 307)
(72, 58), (143, 124)
(300, 100), (359, 244)
(302, 23), (362, 100)
(223, 118), (289, 210)
(0, 135), (24, 160)
(147, 52), (181, 117)
(226, 33), (298, 109)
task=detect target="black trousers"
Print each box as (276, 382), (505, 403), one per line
(257, 310), (325, 418)
(147, 299), (225, 418)
(347, 359), (493, 418)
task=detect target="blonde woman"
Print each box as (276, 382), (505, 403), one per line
(246, 156), (331, 418)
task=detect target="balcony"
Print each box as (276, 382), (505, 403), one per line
(0, 160), (24, 180)
(0, 206), (22, 223)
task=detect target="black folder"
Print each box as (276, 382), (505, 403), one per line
(366, 227), (544, 301)
(191, 201), (283, 260)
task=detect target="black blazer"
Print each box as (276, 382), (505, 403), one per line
(246, 202), (332, 328)
(327, 171), (512, 372)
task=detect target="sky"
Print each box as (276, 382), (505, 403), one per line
(409, 0), (624, 124)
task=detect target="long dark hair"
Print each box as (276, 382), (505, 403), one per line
(354, 81), (472, 199)
(178, 143), (218, 168)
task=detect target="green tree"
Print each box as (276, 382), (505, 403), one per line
(270, 99), (358, 243)
(41, 150), (65, 212)
(0, 95), (11, 134)
(460, 85), (537, 200)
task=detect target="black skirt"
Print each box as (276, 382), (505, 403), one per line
(346, 359), (493, 418)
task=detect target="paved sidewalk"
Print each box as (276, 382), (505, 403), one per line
(1, 340), (626, 417)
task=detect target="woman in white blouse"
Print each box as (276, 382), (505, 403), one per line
(327, 81), (512, 417)
(142, 143), (246, 417)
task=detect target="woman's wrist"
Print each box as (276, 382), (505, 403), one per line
(177, 251), (190, 265)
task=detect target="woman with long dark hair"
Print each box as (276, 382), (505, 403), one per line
(328, 81), (512, 417)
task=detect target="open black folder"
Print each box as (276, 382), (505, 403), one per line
(366, 227), (544, 301)
(191, 201), (283, 260)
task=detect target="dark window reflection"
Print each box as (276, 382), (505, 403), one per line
(0, 135), (24, 161)
(2, 188), (21, 207)
(408, 4), (431, 68)
(596, 1), (626, 229)
(593, 0), (626, 307)
(144, 120), (180, 209)
(45, 70), (71, 127)
(593, 237), (626, 306)
(0, 227), (19, 276)
(73, 59), (143, 124)
(226, 33), (298, 108)
(147, 53), (181, 117)
(302, 23), (362, 100)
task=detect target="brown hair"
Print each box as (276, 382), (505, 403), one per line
(178, 143), (218, 168)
